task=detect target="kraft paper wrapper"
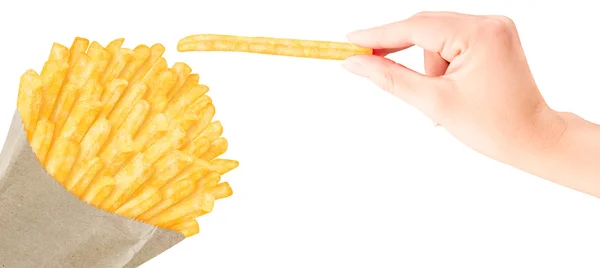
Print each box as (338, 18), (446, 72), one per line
(0, 111), (184, 268)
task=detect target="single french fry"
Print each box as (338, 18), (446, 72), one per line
(171, 95), (212, 132)
(69, 157), (104, 196)
(165, 84), (208, 121)
(130, 44), (166, 84)
(83, 176), (115, 205)
(99, 100), (148, 168)
(142, 124), (187, 164)
(166, 63), (192, 98)
(210, 158), (239, 174)
(50, 83), (79, 137)
(59, 100), (102, 142)
(148, 190), (214, 228)
(119, 45), (150, 81)
(197, 121), (223, 142)
(39, 61), (69, 121)
(132, 113), (169, 152)
(68, 37), (90, 67)
(101, 153), (154, 211)
(185, 103), (215, 143)
(199, 137), (228, 161)
(147, 69), (176, 103)
(105, 38), (125, 57)
(182, 136), (210, 158)
(137, 179), (196, 221)
(17, 70), (43, 138)
(161, 158), (213, 190)
(66, 53), (95, 88)
(48, 43), (69, 63)
(167, 73), (199, 101)
(79, 117), (111, 160)
(29, 119), (54, 163)
(100, 78), (128, 116)
(141, 57), (168, 96)
(116, 186), (161, 217)
(121, 192), (163, 219)
(115, 100), (150, 151)
(178, 34), (373, 60)
(87, 41), (111, 81)
(45, 139), (79, 183)
(142, 150), (194, 190)
(171, 219), (199, 238)
(101, 48), (132, 86)
(211, 182), (233, 200)
(107, 82), (147, 130)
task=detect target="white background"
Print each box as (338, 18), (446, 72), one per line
(1, 0), (599, 267)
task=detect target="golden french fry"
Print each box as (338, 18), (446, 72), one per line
(48, 43), (69, 63)
(137, 179), (195, 221)
(100, 78), (128, 116)
(178, 34), (373, 60)
(116, 186), (162, 217)
(59, 100), (102, 142)
(211, 182), (233, 200)
(171, 219), (199, 238)
(87, 41), (111, 81)
(107, 82), (147, 129)
(132, 113), (168, 152)
(210, 159), (239, 174)
(182, 136), (210, 158)
(119, 45), (150, 81)
(83, 176), (115, 205)
(101, 153), (154, 211)
(45, 139), (80, 183)
(165, 84), (208, 120)
(170, 95), (212, 133)
(199, 137), (228, 161)
(99, 100), (148, 168)
(68, 37), (90, 67)
(142, 124), (187, 163)
(197, 121), (223, 142)
(17, 70), (43, 138)
(167, 73), (199, 101)
(68, 157), (104, 196)
(185, 103), (215, 143)
(79, 117), (111, 160)
(148, 190), (214, 228)
(166, 63), (192, 98)
(29, 119), (55, 164)
(115, 100), (150, 150)
(141, 57), (168, 95)
(78, 79), (103, 102)
(105, 38), (125, 56)
(147, 70), (176, 104)
(130, 44), (166, 84)
(66, 53), (95, 88)
(50, 83), (79, 137)
(142, 150), (194, 190)
(39, 61), (69, 121)
(101, 48), (132, 86)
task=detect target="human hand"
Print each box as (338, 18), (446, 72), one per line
(342, 12), (567, 167)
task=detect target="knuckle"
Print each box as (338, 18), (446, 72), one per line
(475, 17), (517, 41)
(379, 71), (398, 95)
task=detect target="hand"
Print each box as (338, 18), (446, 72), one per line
(342, 12), (600, 197)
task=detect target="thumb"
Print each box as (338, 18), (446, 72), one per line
(341, 55), (447, 120)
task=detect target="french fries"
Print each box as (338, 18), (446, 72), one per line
(178, 34), (373, 60)
(16, 37), (238, 238)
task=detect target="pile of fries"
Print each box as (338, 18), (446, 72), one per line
(17, 37), (237, 238)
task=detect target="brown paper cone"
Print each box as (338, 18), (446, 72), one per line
(0, 110), (184, 268)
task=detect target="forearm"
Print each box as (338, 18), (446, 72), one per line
(513, 111), (600, 198)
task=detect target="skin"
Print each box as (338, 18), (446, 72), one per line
(341, 12), (600, 198)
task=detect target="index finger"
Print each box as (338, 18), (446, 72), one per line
(346, 12), (465, 57)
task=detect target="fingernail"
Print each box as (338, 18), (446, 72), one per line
(341, 57), (366, 77)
